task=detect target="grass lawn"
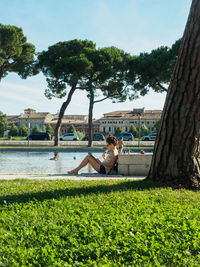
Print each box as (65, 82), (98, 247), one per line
(0, 179), (199, 266)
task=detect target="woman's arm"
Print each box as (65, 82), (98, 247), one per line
(103, 150), (116, 169)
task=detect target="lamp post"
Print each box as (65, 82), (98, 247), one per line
(132, 108), (144, 148)
(26, 112), (31, 146)
(28, 115), (30, 146)
(138, 114), (141, 148)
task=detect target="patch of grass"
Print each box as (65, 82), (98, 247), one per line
(0, 179), (199, 266)
(0, 137), (27, 140)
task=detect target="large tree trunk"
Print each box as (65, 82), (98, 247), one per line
(54, 86), (76, 146)
(88, 90), (94, 147)
(147, 0), (200, 189)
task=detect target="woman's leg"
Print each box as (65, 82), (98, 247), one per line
(68, 155), (101, 174)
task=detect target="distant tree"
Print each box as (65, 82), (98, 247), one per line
(141, 124), (149, 137)
(129, 124), (138, 137)
(153, 120), (161, 133)
(67, 124), (76, 133)
(37, 39), (97, 146)
(84, 47), (135, 147)
(0, 23), (36, 82)
(19, 124), (28, 137)
(0, 111), (8, 137)
(46, 124), (54, 135)
(8, 123), (18, 136)
(32, 125), (40, 134)
(115, 126), (123, 135)
(127, 39), (181, 96)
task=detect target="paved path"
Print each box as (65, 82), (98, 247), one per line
(0, 174), (145, 180)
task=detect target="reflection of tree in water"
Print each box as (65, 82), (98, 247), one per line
(55, 158), (63, 174)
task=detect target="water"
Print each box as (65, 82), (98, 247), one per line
(0, 151), (103, 174)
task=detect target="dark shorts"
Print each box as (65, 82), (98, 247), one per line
(99, 165), (106, 174)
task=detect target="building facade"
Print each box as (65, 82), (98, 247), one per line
(99, 108), (162, 135)
(45, 114), (100, 135)
(18, 109), (53, 133)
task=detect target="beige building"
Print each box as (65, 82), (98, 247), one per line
(45, 114), (100, 135)
(18, 108), (53, 133)
(99, 108), (162, 135)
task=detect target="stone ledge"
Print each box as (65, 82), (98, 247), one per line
(118, 154), (152, 176)
(0, 140), (155, 147)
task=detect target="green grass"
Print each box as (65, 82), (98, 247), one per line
(0, 179), (199, 266)
(0, 137), (27, 140)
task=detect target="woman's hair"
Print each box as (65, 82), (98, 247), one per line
(106, 136), (118, 146)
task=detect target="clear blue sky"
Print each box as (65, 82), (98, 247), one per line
(0, 0), (192, 118)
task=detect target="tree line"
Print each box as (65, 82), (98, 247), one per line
(0, 23), (180, 146)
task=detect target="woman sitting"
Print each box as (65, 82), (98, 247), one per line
(68, 136), (118, 175)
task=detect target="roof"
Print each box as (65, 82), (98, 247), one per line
(18, 112), (51, 119)
(46, 119), (99, 125)
(99, 116), (161, 120)
(103, 109), (162, 118)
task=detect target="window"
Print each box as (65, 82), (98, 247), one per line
(109, 127), (111, 132)
(147, 121), (149, 124)
(103, 127), (106, 133)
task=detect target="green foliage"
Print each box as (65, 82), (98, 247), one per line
(67, 124), (76, 133)
(0, 23), (36, 81)
(141, 124), (149, 136)
(8, 123), (18, 136)
(37, 39), (96, 99)
(0, 111), (8, 137)
(129, 124), (138, 137)
(84, 47), (134, 102)
(45, 124), (54, 135)
(153, 119), (161, 133)
(31, 125), (40, 134)
(115, 126), (123, 135)
(0, 179), (200, 266)
(128, 39), (182, 96)
(19, 125), (28, 137)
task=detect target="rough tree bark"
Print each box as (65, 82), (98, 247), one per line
(147, 0), (200, 188)
(54, 86), (76, 146)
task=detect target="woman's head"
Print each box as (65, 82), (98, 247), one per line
(106, 136), (118, 149)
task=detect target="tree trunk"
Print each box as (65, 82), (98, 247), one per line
(0, 66), (4, 82)
(54, 85), (76, 146)
(88, 90), (94, 147)
(147, 0), (200, 189)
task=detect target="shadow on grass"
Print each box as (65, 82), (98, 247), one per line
(0, 179), (163, 205)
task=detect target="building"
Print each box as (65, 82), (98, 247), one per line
(18, 108), (53, 133)
(7, 115), (20, 127)
(45, 114), (100, 135)
(99, 108), (162, 135)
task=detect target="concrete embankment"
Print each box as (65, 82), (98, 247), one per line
(0, 140), (154, 148)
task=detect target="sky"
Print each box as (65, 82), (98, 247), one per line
(0, 0), (192, 119)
